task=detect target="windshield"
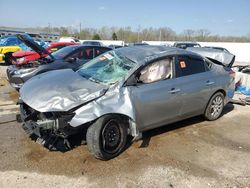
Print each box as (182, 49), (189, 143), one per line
(50, 45), (79, 59)
(0, 37), (20, 46)
(0, 36), (31, 50)
(77, 51), (136, 84)
(0, 38), (8, 46)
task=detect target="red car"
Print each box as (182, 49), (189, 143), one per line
(12, 41), (79, 65)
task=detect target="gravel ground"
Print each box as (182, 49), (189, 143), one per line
(0, 66), (250, 188)
(0, 66), (7, 78)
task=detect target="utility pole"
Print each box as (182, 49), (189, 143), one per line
(48, 23), (51, 33)
(137, 25), (141, 42)
(159, 29), (162, 41)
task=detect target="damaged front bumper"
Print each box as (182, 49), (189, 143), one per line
(17, 101), (85, 150)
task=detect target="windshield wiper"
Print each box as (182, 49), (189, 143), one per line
(89, 77), (101, 84)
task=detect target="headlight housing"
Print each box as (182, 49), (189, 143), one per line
(14, 68), (37, 75)
(17, 57), (26, 63)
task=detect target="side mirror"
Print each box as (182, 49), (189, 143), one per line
(125, 75), (140, 86)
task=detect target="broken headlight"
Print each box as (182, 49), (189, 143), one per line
(14, 67), (37, 75)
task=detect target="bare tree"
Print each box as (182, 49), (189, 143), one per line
(182, 29), (195, 41)
(195, 29), (211, 41)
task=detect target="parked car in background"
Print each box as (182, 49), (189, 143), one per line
(7, 34), (111, 89)
(17, 45), (235, 160)
(82, 40), (104, 46)
(203, 46), (230, 53)
(108, 44), (123, 49)
(12, 41), (79, 65)
(126, 42), (149, 46)
(59, 37), (80, 43)
(0, 35), (31, 65)
(173, 41), (201, 49)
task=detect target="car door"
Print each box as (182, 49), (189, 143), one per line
(129, 57), (182, 131)
(174, 55), (216, 118)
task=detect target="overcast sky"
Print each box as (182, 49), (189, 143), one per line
(0, 0), (250, 36)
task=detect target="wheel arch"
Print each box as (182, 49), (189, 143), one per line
(90, 113), (139, 138)
(204, 89), (226, 114)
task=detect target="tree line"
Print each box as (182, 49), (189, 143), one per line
(34, 26), (250, 43)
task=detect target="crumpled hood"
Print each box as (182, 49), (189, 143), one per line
(20, 69), (108, 112)
(186, 47), (235, 67)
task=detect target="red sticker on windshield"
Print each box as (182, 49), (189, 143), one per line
(180, 61), (186, 68)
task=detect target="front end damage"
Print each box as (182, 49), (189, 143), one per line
(17, 100), (88, 151)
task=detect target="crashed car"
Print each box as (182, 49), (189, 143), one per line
(173, 41), (201, 49)
(18, 45), (235, 160)
(0, 35), (32, 65)
(12, 41), (79, 65)
(7, 34), (111, 89)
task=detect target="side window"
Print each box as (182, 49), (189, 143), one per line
(139, 57), (173, 84)
(72, 48), (94, 60)
(94, 48), (110, 57)
(83, 48), (94, 59)
(69, 50), (81, 59)
(175, 56), (206, 77)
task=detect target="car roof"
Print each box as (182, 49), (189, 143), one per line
(62, 44), (111, 49)
(114, 45), (200, 65)
(50, 41), (78, 45)
(174, 41), (199, 44)
(83, 41), (101, 43)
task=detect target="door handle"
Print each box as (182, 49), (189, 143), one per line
(206, 81), (215, 86)
(169, 88), (181, 94)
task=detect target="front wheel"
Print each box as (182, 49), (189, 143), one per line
(204, 92), (225, 121)
(86, 115), (128, 160)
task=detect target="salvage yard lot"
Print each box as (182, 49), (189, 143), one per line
(0, 66), (250, 187)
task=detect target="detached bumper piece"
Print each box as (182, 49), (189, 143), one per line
(18, 101), (80, 151)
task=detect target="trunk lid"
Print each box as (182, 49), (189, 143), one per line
(186, 47), (235, 67)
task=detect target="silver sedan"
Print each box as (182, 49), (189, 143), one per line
(18, 45), (235, 160)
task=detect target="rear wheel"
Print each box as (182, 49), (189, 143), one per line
(204, 92), (224, 121)
(86, 115), (128, 160)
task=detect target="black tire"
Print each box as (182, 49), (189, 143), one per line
(86, 115), (128, 160)
(204, 92), (224, 121)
